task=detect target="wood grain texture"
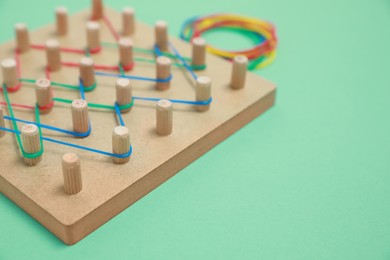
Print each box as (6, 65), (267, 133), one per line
(0, 8), (276, 245)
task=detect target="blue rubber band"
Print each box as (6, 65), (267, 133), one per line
(169, 42), (198, 80)
(3, 115), (91, 138)
(95, 72), (172, 83)
(0, 126), (132, 159)
(154, 44), (163, 57)
(133, 96), (212, 105)
(114, 102), (125, 126)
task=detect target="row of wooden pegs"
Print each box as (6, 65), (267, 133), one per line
(14, 6), (206, 72)
(0, 0), (250, 195)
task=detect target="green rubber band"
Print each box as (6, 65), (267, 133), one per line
(83, 81), (97, 92)
(19, 78), (82, 90)
(52, 82), (80, 90)
(19, 78), (35, 84)
(191, 64), (207, 70)
(85, 48), (91, 57)
(118, 63), (126, 76)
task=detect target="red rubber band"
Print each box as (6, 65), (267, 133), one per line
(0, 83), (22, 93)
(38, 100), (55, 112)
(121, 63), (134, 72)
(0, 101), (34, 110)
(89, 46), (101, 54)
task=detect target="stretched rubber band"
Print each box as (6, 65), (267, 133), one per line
(0, 126), (132, 159)
(133, 96), (212, 106)
(168, 43), (198, 80)
(95, 72), (173, 83)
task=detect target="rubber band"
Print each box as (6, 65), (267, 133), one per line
(95, 71), (173, 83)
(1, 84), (44, 159)
(100, 41), (191, 61)
(179, 13), (278, 70)
(0, 82), (22, 93)
(89, 46), (101, 54)
(0, 27), (214, 161)
(42, 136), (132, 158)
(133, 96), (212, 106)
(121, 63), (134, 72)
(38, 100), (55, 112)
(53, 97), (134, 111)
(168, 43), (198, 80)
(3, 115), (92, 138)
(0, 126), (132, 159)
(0, 101), (34, 110)
(114, 103), (125, 126)
(103, 16), (120, 42)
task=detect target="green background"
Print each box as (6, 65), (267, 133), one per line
(1, 0), (389, 259)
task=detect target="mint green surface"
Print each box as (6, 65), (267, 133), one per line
(1, 0), (390, 259)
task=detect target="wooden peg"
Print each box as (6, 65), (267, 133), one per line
(91, 0), (104, 20)
(86, 21), (100, 52)
(45, 39), (62, 71)
(122, 7), (135, 36)
(112, 126), (131, 164)
(156, 56), (171, 91)
(71, 99), (89, 134)
(230, 55), (248, 89)
(119, 37), (133, 71)
(21, 124), (42, 166)
(62, 153), (82, 195)
(35, 78), (53, 114)
(191, 37), (206, 69)
(14, 23), (30, 53)
(116, 78), (132, 113)
(56, 6), (68, 36)
(155, 20), (168, 51)
(195, 76), (212, 112)
(0, 109), (6, 138)
(156, 99), (173, 136)
(1, 59), (19, 89)
(79, 57), (95, 87)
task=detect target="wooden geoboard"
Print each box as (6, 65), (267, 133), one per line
(0, 7), (276, 245)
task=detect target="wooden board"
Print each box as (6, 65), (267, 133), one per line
(0, 8), (276, 245)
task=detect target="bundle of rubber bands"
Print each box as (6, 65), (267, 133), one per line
(179, 14), (278, 70)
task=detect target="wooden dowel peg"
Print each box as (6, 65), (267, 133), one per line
(0, 109), (6, 138)
(1, 59), (19, 89)
(195, 76), (212, 112)
(71, 99), (89, 134)
(119, 37), (133, 70)
(156, 56), (171, 91)
(191, 37), (206, 69)
(79, 57), (95, 87)
(62, 153), (83, 195)
(156, 99), (173, 136)
(86, 21), (101, 51)
(112, 126), (131, 164)
(91, 0), (104, 20)
(15, 23), (30, 53)
(155, 20), (168, 51)
(122, 7), (135, 36)
(35, 78), (53, 114)
(56, 6), (68, 36)
(116, 78), (132, 113)
(230, 55), (248, 89)
(45, 39), (62, 71)
(21, 124), (42, 166)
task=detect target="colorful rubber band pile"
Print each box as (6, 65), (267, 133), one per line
(179, 14), (278, 70)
